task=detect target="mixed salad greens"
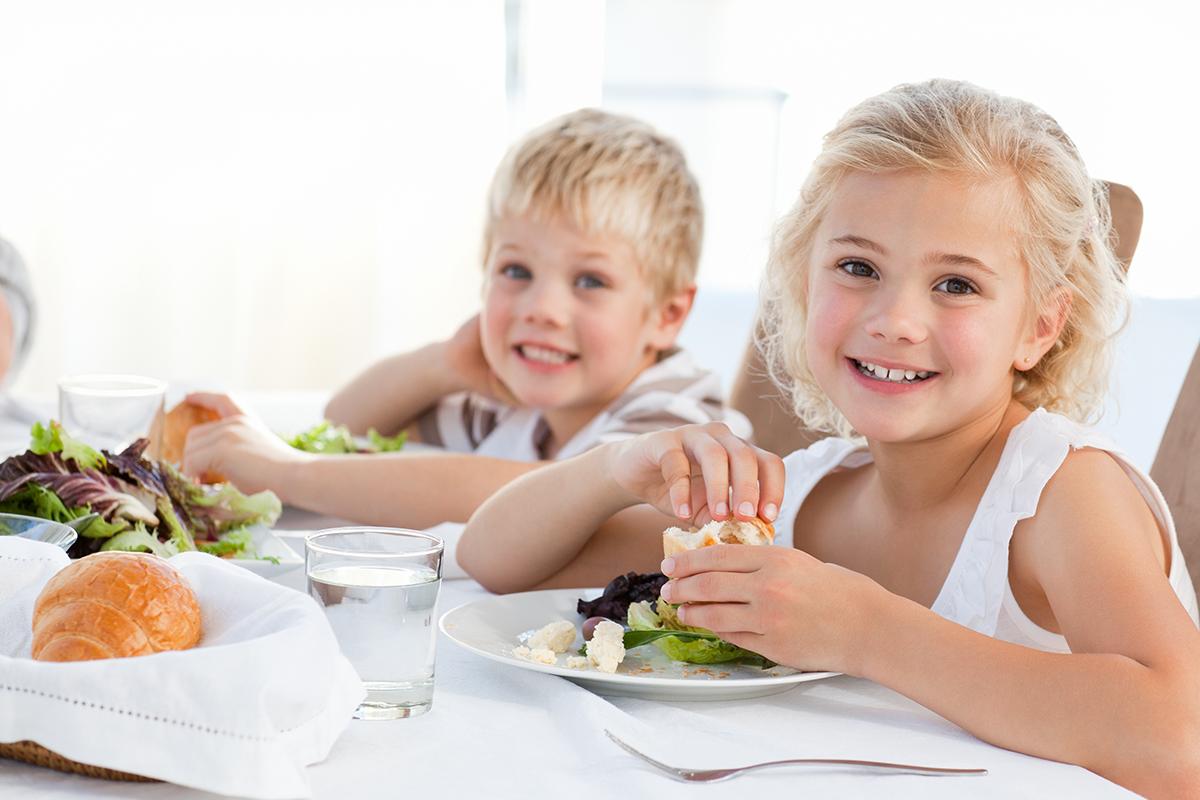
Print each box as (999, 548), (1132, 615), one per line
(578, 570), (774, 668)
(0, 421), (281, 560)
(286, 421), (406, 455)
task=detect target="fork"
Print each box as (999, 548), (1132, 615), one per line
(604, 730), (988, 782)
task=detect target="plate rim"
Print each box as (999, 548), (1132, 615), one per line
(438, 586), (839, 689)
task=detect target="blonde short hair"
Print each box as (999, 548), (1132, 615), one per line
(484, 108), (703, 301)
(761, 79), (1128, 437)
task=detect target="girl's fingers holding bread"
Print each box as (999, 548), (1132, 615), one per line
(658, 448), (694, 519)
(710, 426), (765, 520)
(680, 427), (732, 519)
(661, 542), (768, 578)
(675, 602), (764, 635)
(660, 569), (752, 605)
(756, 449), (786, 522)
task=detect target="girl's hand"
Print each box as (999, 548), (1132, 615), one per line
(658, 544), (889, 675)
(443, 314), (519, 405)
(606, 422), (784, 526)
(181, 392), (312, 498)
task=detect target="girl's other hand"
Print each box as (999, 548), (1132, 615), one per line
(181, 392), (311, 499)
(444, 314), (519, 406)
(606, 422), (784, 526)
(659, 544), (888, 675)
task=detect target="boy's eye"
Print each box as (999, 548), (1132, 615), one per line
(575, 273), (607, 290)
(934, 276), (977, 295)
(500, 263), (531, 280)
(838, 259), (878, 279)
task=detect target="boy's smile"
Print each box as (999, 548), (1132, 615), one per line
(480, 213), (690, 449)
(805, 169), (1035, 442)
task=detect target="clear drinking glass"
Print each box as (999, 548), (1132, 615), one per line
(306, 527), (443, 720)
(57, 374), (167, 455)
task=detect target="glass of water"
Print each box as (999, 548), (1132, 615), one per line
(306, 527), (443, 720)
(58, 374), (167, 455)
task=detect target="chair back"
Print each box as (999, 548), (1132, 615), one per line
(1151, 346), (1200, 593)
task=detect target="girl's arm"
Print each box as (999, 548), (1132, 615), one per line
(664, 449), (1200, 798)
(862, 449), (1200, 796)
(458, 423), (785, 593)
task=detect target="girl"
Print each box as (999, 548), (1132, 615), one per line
(457, 80), (1200, 797)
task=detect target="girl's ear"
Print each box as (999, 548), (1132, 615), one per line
(1016, 287), (1072, 372)
(648, 285), (697, 351)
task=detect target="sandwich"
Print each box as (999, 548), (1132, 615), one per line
(161, 401), (225, 483)
(625, 516), (776, 667)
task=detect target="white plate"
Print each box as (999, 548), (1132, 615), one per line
(226, 525), (304, 579)
(440, 588), (839, 701)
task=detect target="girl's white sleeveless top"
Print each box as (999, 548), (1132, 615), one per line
(774, 408), (1200, 653)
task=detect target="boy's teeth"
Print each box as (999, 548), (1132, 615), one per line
(856, 359), (932, 383)
(521, 345), (571, 365)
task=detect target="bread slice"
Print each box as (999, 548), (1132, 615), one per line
(662, 517), (774, 558)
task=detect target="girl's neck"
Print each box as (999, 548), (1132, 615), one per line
(865, 398), (1030, 514)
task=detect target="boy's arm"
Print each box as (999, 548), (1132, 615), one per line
(324, 342), (460, 436)
(280, 452), (550, 529)
(325, 314), (512, 436)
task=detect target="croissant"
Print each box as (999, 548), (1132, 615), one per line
(32, 552), (202, 661)
(662, 517), (775, 558)
(161, 401), (225, 483)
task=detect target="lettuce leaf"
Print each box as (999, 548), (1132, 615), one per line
(626, 599), (774, 667)
(101, 526), (177, 558)
(286, 421), (406, 454)
(366, 428), (407, 452)
(30, 421), (105, 470)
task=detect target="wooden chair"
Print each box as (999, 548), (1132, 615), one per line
(1151, 346), (1200, 593)
(730, 181), (1145, 457)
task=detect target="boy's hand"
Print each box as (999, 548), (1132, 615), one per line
(181, 392), (312, 499)
(444, 314), (519, 406)
(658, 544), (889, 675)
(606, 422), (784, 526)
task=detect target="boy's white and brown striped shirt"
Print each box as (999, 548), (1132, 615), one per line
(415, 349), (751, 461)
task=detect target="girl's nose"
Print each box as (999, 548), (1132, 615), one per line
(863, 288), (928, 344)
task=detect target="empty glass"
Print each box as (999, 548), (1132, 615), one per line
(57, 374), (166, 455)
(306, 527), (443, 720)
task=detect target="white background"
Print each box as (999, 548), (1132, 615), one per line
(2, 0), (1196, 405)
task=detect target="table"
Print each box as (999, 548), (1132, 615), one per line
(0, 399), (1134, 798)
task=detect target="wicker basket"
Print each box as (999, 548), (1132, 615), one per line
(0, 740), (157, 782)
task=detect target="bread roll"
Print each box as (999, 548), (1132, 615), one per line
(662, 517), (775, 558)
(32, 552), (202, 662)
(161, 401), (225, 483)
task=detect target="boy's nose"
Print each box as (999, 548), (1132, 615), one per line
(521, 281), (570, 327)
(864, 288), (928, 344)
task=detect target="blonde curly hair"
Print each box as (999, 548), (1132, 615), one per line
(760, 79), (1128, 437)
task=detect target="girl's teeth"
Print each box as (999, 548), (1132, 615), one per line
(856, 360), (931, 384)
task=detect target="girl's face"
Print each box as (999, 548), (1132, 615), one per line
(805, 169), (1045, 443)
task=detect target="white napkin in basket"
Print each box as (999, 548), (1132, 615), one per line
(0, 537), (365, 799)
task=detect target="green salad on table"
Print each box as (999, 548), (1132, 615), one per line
(0, 421), (281, 560)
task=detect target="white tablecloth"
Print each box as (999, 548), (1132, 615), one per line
(0, 398), (1133, 798)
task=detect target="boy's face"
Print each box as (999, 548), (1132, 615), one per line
(804, 169), (1047, 443)
(480, 213), (687, 418)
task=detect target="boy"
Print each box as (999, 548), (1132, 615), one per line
(182, 109), (749, 530)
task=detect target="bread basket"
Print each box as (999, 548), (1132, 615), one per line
(0, 740), (156, 782)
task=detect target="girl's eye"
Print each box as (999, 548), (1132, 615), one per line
(838, 259), (878, 279)
(575, 273), (607, 290)
(500, 263), (531, 280)
(934, 276), (977, 295)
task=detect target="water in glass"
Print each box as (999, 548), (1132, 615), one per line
(309, 562), (440, 719)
